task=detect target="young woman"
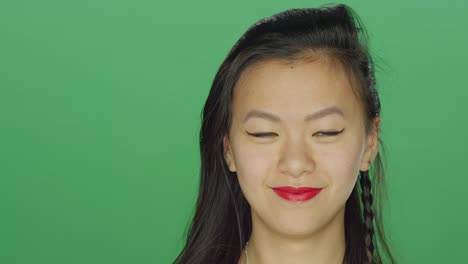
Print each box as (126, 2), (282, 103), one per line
(173, 3), (396, 264)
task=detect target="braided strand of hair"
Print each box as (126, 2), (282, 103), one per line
(360, 169), (375, 264)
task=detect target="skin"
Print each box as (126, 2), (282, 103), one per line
(223, 56), (380, 264)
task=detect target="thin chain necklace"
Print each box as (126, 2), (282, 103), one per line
(243, 241), (250, 264)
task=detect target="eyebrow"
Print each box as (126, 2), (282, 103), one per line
(243, 106), (345, 124)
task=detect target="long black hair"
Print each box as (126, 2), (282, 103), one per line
(173, 3), (396, 264)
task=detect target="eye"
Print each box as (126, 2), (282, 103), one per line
(246, 131), (277, 138)
(314, 128), (345, 137)
(247, 128), (345, 138)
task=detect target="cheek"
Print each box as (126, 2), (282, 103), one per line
(231, 143), (273, 198)
(322, 140), (363, 199)
(231, 132), (365, 201)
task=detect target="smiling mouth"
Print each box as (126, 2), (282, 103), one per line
(272, 186), (323, 202)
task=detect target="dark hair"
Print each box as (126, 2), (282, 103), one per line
(174, 3), (396, 264)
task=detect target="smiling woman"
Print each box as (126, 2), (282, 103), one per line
(173, 3), (396, 264)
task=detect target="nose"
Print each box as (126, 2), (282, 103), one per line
(278, 136), (315, 178)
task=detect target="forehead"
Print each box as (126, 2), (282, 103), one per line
(231, 58), (361, 123)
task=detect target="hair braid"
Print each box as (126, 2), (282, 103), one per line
(360, 169), (375, 264)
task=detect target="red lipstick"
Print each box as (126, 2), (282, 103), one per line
(272, 186), (322, 202)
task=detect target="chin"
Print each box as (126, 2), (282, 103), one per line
(275, 226), (322, 240)
(270, 217), (326, 238)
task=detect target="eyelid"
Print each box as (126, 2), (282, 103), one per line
(246, 128), (345, 138)
(246, 131), (277, 138)
(315, 128), (345, 136)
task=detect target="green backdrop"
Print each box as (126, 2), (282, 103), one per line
(1, 0), (467, 263)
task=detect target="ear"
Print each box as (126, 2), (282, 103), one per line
(223, 135), (237, 172)
(360, 116), (381, 172)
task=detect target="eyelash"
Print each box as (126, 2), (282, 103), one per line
(247, 128), (345, 138)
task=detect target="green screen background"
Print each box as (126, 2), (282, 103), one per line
(1, 0), (467, 263)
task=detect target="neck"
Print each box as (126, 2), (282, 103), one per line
(245, 207), (346, 264)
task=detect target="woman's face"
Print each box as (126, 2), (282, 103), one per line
(223, 57), (380, 237)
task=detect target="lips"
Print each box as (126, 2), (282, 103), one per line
(272, 186), (322, 202)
